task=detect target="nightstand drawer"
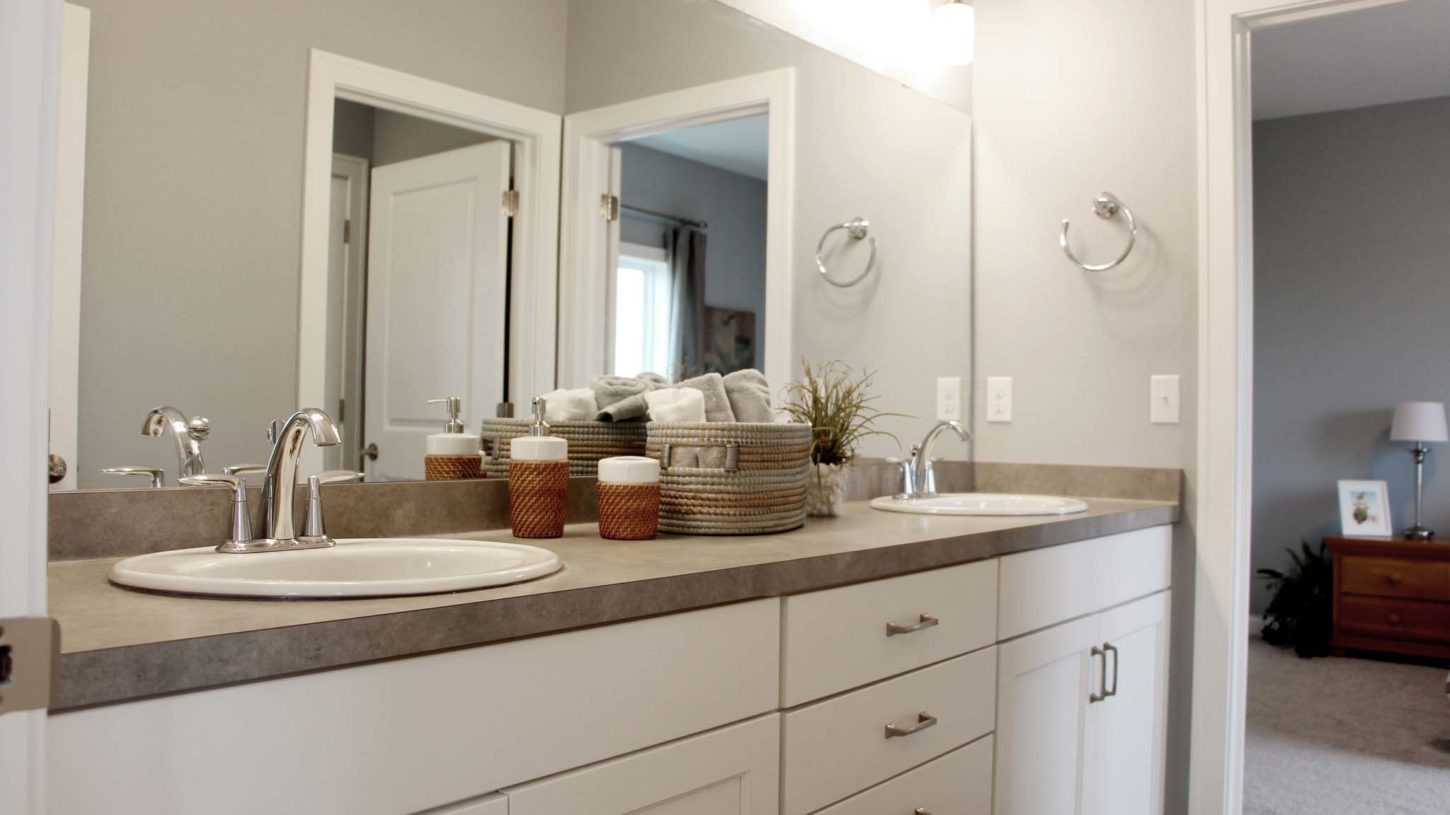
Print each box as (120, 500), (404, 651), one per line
(1339, 595), (1450, 642)
(1340, 555), (1450, 601)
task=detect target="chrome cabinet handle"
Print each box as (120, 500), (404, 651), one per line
(886, 613), (940, 637)
(1089, 645), (1108, 703)
(884, 711), (937, 739)
(1104, 642), (1119, 699)
(101, 466), (164, 489)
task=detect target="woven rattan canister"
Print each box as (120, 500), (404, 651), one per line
(508, 459), (569, 538)
(481, 419), (647, 478)
(645, 422), (812, 535)
(424, 453), (483, 481)
(597, 483), (660, 539)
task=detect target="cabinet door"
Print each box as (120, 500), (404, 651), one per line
(505, 714), (779, 815)
(1085, 591), (1170, 815)
(994, 614), (1100, 815)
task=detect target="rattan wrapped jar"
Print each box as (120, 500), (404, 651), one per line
(509, 433), (568, 539)
(596, 456), (661, 540)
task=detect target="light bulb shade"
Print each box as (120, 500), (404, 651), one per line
(931, 1), (976, 67)
(1390, 401), (1448, 443)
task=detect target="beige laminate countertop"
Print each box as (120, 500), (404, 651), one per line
(49, 498), (1177, 711)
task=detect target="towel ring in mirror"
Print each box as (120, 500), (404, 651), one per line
(1060, 193), (1136, 272)
(816, 217), (876, 288)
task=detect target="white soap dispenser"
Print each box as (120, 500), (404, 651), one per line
(424, 396), (483, 480)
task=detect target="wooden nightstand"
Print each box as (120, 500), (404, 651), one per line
(1324, 536), (1450, 663)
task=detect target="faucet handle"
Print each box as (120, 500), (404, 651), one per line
(223, 463), (267, 476)
(314, 469), (364, 484)
(101, 466), (165, 489)
(180, 474), (254, 549)
(299, 474), (338, 545)
(186, 416), (211, 442)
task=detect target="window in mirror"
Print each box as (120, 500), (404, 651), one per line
(612, 244), (673, 377)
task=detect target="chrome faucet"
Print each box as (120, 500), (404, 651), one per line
(142, 405), (209, 479)
(892, 420), (971, 499)
(250, 408), (341, 552)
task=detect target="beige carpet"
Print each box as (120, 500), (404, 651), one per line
(1244, 636), (1450, 815)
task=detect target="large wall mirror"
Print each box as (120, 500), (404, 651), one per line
(52, 0), (973, 491)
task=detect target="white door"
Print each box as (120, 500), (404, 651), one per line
(994, 614), (1100, 815)
(325, 154), (368, 471)
(505, 714), (779, 815)
(362, 141), (510, 480)
(1085, 591), (1171, 815)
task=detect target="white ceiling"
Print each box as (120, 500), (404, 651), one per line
(1253, 0), (1450, 120)
(629, 114), (770, 180)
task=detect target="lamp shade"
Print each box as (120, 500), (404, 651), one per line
(1390, 401), (1448, 443)
(931, 0), (976, 67)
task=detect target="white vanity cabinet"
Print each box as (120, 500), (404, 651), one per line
(994, 527), (1173, 815)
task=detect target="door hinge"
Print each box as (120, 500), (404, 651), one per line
(600, 193), (620, 222)
(343, 218), (352, 244)
(501, 188), (520, 217)
(0, 617), (59, 715)
(337, 397), (345, 424)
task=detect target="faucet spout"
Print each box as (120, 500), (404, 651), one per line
(912, 420), (971, 499)
(142, 405), (208, 478)
(257, 408), (341, 544)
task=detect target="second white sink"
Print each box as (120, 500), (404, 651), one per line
(870, 493), (1089, 516)
(110, 538), (563, 599)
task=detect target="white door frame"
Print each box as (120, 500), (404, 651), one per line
(0, 0), (61, 809)
(298, 50), (561, 459)
(1192, 1), (1409, 812)
(559, 69), (796, 388)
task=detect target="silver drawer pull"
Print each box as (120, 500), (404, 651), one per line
(884, 711), (937, 739)
(886, 613), (940, 637)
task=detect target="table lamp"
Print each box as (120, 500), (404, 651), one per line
(1390, 401), (1448, 540)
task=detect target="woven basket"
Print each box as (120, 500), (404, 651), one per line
(646, 422), (812, 535)
(508, 460), (569, 538)
(481, 419), (648, 478)
(424, 453), (483, 481)
(597, 482), (660, 540)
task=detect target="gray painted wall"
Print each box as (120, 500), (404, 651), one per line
(1252, 96), (1450, 610)
(619, 144), (768, 357)
(567, 0), (974, 459)
(73, 0), (567, 487)
(971, 2), (1198, 810)
(333, 100), (494, 167)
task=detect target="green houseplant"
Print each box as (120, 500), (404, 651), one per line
(782, 360), (900, 517)
(1257, 540), (1334, 658)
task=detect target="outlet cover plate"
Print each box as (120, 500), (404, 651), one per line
(986, 376), (1012, 423)
(936, 377), (962, 421)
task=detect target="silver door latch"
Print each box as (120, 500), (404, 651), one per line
(0, 617), (59, 715)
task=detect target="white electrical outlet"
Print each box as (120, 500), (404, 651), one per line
(1150, 375), (1180, 424)
(936, 376), (962, 421)
(986, 376), (1012, 423)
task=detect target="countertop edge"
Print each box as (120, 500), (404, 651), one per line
(53, 503), (1178, 711)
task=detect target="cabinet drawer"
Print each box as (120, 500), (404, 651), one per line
(1340, 555), (1450, 601)
(782, 648), (996, 815)
(1339, 595), (1450, 642)
(998, 526), (1171, 639)
(505, 714), (780, 815)
(814, 736), (993, 815)
(782, 560), (997, 705)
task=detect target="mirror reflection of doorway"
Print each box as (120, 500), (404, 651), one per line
(327, 101), (514, 479)
(606, 113), (768, 380)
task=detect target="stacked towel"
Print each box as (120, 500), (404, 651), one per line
(592, 373), (669, 422)
(722, 369), (773, 423)
(644, 387), (706, 423)
(677, 373), (735, 422)
(539, 388), (596, 422)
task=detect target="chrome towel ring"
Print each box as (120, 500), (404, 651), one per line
(816, 217), (876, 288)
(1060, 192), (1137, 272)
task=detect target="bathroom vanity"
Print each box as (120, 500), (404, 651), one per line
(46, 493), (1177, 815)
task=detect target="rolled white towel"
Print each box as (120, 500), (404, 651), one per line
(540, 388), (596, 422)
(644, 387), (707, 423)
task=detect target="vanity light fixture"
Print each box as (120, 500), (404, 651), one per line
(932, 0), (976, 67)
(1389, 400), (1448, 540)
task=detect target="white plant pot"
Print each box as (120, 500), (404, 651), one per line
(807, 462), (849, 517)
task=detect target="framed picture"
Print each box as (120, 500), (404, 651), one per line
(1337, 479), (1393, 537)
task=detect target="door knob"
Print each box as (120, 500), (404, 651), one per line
(362, 443), (379, 461)
(48, 454), (67, 484)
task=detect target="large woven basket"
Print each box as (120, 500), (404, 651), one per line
(481, 419), (648, 478)
(646, 422), (812, 535)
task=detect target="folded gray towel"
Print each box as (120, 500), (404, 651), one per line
(678, 373), (735, 422)
(722, 369), (773, 423)
(592, 372), (669, 422)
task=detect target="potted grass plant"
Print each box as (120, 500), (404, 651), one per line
(782, 360), (900, 517)
(1257, 540), (1333, 658)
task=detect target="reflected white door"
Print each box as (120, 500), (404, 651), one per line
(363, 141), (510, 480)
(326, 154), (368, 471)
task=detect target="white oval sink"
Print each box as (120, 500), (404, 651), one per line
(870, 493), (1089, 516)
(110, 538), (563, 599)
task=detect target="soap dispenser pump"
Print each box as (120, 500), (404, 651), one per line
(508, 397), (570, 538)
(424, 396), (483, 481)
